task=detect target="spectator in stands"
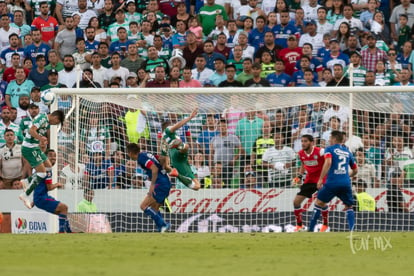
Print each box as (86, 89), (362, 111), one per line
(28, 54), (49, 88)
(326, 64), (350, 86)
(323, 39), (349, 71)
(41, 69), (67, 101)
(56, 0), (78, 25)
(29, 87), (48, 114)
(386, 167), (409, 212)
(54, 16), (77, 59)
(235, 31), (255, 60)
(299, 20), (324, 57)
(210, 119), (241, 187)
(179, 67), (201, 88)
(262, 131), (296, 187)
(361, 33), (387, 72)
(218, 64), (243, 87)
(245, 62), (271, 87)
(342, 34), (361, 58)
(0, 14), (19, 50)
(3, 53), (29, 83)
(292, 56), (318, 86)
(58, 55), (77, 88)
(182, 31), (203, 69)
(75, 68), (101, 88)
(84, 152), (114, 189)
(77, 0), (97, 30)
(5, 67), (35, 108)
(235, 57), (253, 85)
(209, 57), (227, 86)
(109, 27), (133, 57)
(59, 151), (86, 190)
(24, 28), (51, 65)
(353, 179), (376, 212)
(273, 10), (299, 49)
(199, 0), (228, 37)
(354, 149), (378, 188)
(316, 7), (333, 35)
(278, 35), (302, 76)
(145, 66), (170, 87)
(254, 31), (280, 64)
(77, 188), (97, 212)
(89, 52), (106, 88)
(333, 4), (363, 37)
(0, 106), (23, 147)
(196, 114), (218, 155)
(344, 51), (367, 87)
(364, 70), (376, 86)
(107, 9), (130, 43)
(214, 32), (231, 60)
(321, 116), (341, 148)
(10, 10), (30, 43)
(103, 52), (129, 87)
(98, 0), (116, 31)
(142, 45), (168, 79)
(84, 26), (99, 51)
(266, 58), (292, 87)
(88, 17), (107, 43)
(31, 2), (58, 45)
(0, 129), (29, 189)
(0, 33), (24, 68)
(191, 54), (214, 86)
(15, 93), (30, 125)
(45, 50), (64, 72)
(390, 0), (414, 43)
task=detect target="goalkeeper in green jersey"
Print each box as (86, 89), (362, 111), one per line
(160, 108), (200, 191)
(19, 110), (65, 209)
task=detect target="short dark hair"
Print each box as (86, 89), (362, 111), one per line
(9, 33), (18, 40)
(301, 134), (314, 142)
(127, 143), (140, 155)
(4, 128), (15, 136)
(330, 130), (344, 143)
(36, 54), (45, 61)
(51, 110), (65, 124)
(225, 64), (236, 70)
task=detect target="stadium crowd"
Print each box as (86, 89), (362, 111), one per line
(0, 0), (412, 212)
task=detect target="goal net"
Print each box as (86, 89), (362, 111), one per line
(51, 86), (414, 233)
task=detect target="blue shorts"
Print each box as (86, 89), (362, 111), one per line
(34, 196), (60, 214)
(152, 180), (171, 204)
(317, 183), (354, 206)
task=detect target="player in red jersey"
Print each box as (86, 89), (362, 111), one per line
(292, 134), (328, 232)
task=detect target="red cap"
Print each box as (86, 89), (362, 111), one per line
(2, 106), (11, 110)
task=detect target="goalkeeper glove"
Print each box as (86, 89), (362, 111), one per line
(292, 174), (303, 186)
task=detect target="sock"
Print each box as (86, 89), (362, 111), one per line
(346, 209), (355, 231)
(294, 207), (303, 226)
(309, 205), (328, 232)
(322, 209), (329, 225)
(58, 214), (66, 233)
(46, 167), (53, 184)
(177, 174), (192, 186)
(144, 207), (166, 230)
(25, 172), (47, 196)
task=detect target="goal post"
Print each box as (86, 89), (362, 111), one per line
(51, 86), (414, 232)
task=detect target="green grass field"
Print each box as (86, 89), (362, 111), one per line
(1, 232), (413, 276)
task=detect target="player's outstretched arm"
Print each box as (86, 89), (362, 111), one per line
(169, 108), (198, 133)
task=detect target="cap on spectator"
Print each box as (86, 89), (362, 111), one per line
(115, 9), (125, 14)
(72, 11), (81, 17)
(305, 20), (317, 26)
(329, 38), (339, 44)
(162, 14), (170, 20)
(111, 75), (122, 82)
(126, 0), (135, 4)
(203, 79), (215, 87)
(31, 86), (40, 92)
(127, 72), (137, 79)
(48, 69), (58, 75)
(349, 51), (362, 57)
(366, 33), (376, 40)
(288, 35), (297, 41)
(168, 49), (186, 69)
(2, 106), (11, 110)
(28, 103), (39, 109)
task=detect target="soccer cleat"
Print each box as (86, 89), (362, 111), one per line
(294, 225), (305, 232)
(160, 223), (171, 233)
(320, 224), (329, 232)
(19, 193), (33, 209)
(169, 168), (179, 177)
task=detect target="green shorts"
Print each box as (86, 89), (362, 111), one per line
(22, 146), (48, 168)
(170, 149), (195, 180)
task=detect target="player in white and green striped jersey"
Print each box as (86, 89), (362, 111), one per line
(19, 110), (65, 209)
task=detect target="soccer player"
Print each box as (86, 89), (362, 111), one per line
(293, 134), (327, 232)
(127, 143), (171, 232)
(308, 130), (358, 232)
(161, 108), (201, 191)
(32, 149), (72, 233)
(19, 110), (65, 208)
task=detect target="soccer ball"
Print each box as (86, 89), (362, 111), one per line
(41, 91), (56, 105)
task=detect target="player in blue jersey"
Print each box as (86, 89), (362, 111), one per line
(127, 143), (171, 232)
(32, 149), (72, 233)
(308, 130), (358, 232)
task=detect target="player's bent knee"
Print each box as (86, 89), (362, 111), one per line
(55, 203), (68, 214)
